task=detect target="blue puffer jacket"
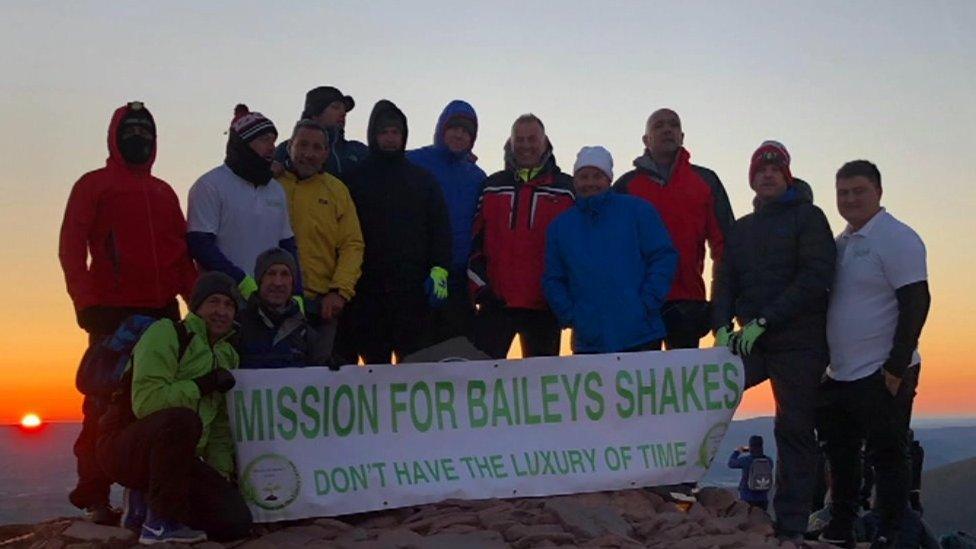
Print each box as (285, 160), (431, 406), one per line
(407, 100), (486, 276)
(544, 192), (677, 353)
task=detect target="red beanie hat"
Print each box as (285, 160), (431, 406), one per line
(749, 140), (792, 184)
(229, 103), (277, 143)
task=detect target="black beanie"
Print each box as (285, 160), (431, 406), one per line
(254, 247), (298, 283)
(190, 272), (240, 313)
(119, 102), (156, 136)
(302, 86), (355, 120)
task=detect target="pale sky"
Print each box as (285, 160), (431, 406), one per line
(1, 1), (975, 422)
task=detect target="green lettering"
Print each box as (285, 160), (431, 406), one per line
(276, 386), (298, 440)
(702, 363), (721, 410)
(540, 374), (562, 423)
(615, 370), (634, 418)
(584, 371), (605, 420)
(299, 385), (320, 439)
(467, 380), (487, 428)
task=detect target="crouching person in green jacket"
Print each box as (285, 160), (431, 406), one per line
(96, 272), (252, 545)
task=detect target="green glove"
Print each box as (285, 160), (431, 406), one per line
(238, 275), (258, 300)
(733, 319), (766, 357)
(714, 325), (733, 348)
(429, 266), (449, 300)
(292, 295), (306, 316)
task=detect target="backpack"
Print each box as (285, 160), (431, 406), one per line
(76, 315), (160, 396)
(94, 318), (194, 432)
(747, 456), (774, 492)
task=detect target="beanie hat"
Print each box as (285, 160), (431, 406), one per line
(229, 104), (277, 143)
(573, 146), (614, 181)
(118, 101), (156, 136)
(302, 86), (355, 120)
(749, 435), (764, 453)
(190, 272), (240, 313)
(749, 140), (792, 184)
(444, 115), (477, 140)
(254, 247), (298, 284)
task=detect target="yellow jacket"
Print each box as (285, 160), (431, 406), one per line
(277, 170), (364, 300)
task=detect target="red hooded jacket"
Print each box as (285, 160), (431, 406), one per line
(59, 104), (197, 313)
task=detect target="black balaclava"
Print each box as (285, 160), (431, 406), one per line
(117, 107), (156, 165)
(225, 104), (277, 186)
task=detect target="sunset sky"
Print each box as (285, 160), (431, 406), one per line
(1, 1), (974, 424)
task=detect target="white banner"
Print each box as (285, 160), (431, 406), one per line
(228, 348), (743, 522)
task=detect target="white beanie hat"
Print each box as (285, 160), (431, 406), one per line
(573, 146), (614, 181)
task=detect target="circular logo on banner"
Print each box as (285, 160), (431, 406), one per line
(696, 421), (729, 468)
(242, 453), (301, 511)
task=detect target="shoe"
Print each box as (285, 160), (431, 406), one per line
(139, 510), (207, 545)
(121, 488), (148, 531)
(818, 519), (856, 549)
(86, 504), (121, 526)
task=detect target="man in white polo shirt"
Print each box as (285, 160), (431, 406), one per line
(187, 104), (302, 300)
(817, 160), (930, 549)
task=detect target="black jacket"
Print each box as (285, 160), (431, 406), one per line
(236, 297), (330, 368)
(711, 187), (836, 351)
(346, 100), (452, 296)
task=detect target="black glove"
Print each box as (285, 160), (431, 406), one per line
(193, 368), (236, 396)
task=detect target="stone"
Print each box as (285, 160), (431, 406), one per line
(512, 532), (577, 548)
(427, 512), (479, 534)
(697, 487), (737, 514)
(608, 490), (656, 522)
(371, 528), (425, 548)
(28, 540), (64, 549)
(702, 516), (746, 535)
(544, 499), (633, 540)
(723, 500), (752, 518)
(238, 524), (331, 548)
(669, 533), (744, 549)
(60, 522), (134, 543)
(503, 523), (565, 542)
(354, 513), (401, 529)
(686, 502), (712, 522)
(417, 530), (507, 549)
(580, 532), (644, 547)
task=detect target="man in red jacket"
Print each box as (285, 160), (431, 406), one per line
(468, 114), (575, 359)
(59, 102), (197, 524)
(613, 108), (734, 349)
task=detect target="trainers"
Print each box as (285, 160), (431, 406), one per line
(86, 504), (121, 526)
(139, 510), (207, 545)
(121, 488), (148, 531)
(819, 520), (856, 549)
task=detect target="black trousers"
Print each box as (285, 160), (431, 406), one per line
(744, 347), (827, 534)
(473, 306), (560, 359)
(817, 365), (920, 535)
(341, 290), (431, 364)
(96, 408), (252, 542)
(424, 278), (476, 347)
(70, 302), (181, 509)
(659, 300), (710, 350)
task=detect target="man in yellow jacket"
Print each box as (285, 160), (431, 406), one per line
(277, 120), (364, 365)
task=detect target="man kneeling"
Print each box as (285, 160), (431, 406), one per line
(97, 272), (251, 544)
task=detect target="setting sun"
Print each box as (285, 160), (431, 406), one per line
(20, 413), (42, 429)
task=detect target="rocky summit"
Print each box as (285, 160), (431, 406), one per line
(0, 487), (860, 548)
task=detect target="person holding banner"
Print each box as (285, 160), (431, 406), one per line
(711, 140), (836, 542)
(96, 272), (252, 544)
(469, 114), (575, 359)
(237, 248), (334, 368)
(544, 146), (677, 354)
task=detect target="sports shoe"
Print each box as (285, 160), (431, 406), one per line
(85, 504), (121, 526)
(121, 488), (148, 531)
(139, 510), (207, 545)
(818, 519), (856, 549)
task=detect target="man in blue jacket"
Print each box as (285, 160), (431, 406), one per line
(728, 435), (774, 511)
(543, 146), (677, 354)
(407, 100), (486, 344)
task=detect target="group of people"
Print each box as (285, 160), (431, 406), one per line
(59, 85), (929, 548)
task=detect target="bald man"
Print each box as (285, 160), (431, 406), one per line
(613, 108), (733, 349)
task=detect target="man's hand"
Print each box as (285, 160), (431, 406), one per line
(714, 325), (733, 348)
(320, 292), (347, 322)
(731, 319), (766, 357)
(270, 160), (285, 178)
(883, 369), (902, 397)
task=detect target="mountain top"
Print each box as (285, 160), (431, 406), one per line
(0, 487), (861, 548)
(922, 456), (976, 536)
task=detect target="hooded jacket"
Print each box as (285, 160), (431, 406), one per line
(468, 142), (575, 310)
(345, 100), (452, 295)
(59, 104), (198, 315)
(711, 187), (836, 351)
(613, 147), (732, 302)
(236, 296), (331, 368)
(129, 313), (237, 477)
(544, 192), (678, 353)
(406, 100), (487, 275)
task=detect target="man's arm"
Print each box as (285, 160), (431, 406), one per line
(710, 225), (739, 331)
(759, 206), (836, 328)
(728, 450), (746, 469)
(186, 178), (247, 282)
(427, 176), (453, 271)
(467, 189), (491, 300)
(884, 281), (931, 378)
(542, 224), (573, 328)
(59, 175), (98, 313)
(328, 184), (365, 300)
(130, 321), (201, 419)
(636, 202), (678, 315)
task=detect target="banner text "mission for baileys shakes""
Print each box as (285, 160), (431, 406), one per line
(228, 348), (743, 522)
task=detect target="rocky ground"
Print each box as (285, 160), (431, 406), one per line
(0, 487), (857, 548)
